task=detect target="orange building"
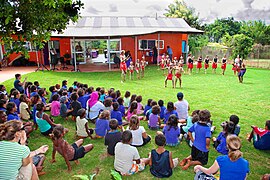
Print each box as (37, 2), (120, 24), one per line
(1, 16), (202, 69)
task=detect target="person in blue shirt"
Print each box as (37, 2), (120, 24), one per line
(194, 135), (249, 180)
(0, 99), (7, 112)
(14, 74), (26, 93)
(144, 99), (152, 116)
(95, 110), (110, 138)
(162, 115), (180, 146)
(117, 97), (125, 117)
(62, 80), (68, 90)
(6, 102), (20, 121)
(111, 102), (123, 126)
(158, 100), (166, 121)
(247, 120), (270, 150)
(77, 89), (90, 109)
(180, 110), (211, 170)
(163, 102), (178, 124)
(166, 46), (173, 61)
(213, 121), (235, 155)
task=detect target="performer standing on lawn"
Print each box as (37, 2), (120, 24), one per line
(128, 61), (135, 80)
(238, 60), (246, 83)
(232, 55), (241, 76)
(135, 59), (141, 79)
(174, 63), (185, 88)
(212, 55), (218, 74)
(187, 55), (194, 75)
(120, 50), (128, 83)
(204, 56), (210, 74)
(196, 55), (203, 73)
(141, 56), (146, 78)
(165, 63), (175, 88)
(221, 55), (227, 75)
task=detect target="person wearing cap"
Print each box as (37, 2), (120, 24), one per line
(174, 92), (189, 120)
(60, 96), (72, 120)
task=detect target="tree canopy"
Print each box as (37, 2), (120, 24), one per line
(164, 0), (202, 30)
(0, 0), (83, 56)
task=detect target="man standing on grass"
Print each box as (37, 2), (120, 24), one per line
(174, 92), (189, 120)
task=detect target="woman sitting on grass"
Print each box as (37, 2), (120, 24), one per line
(51, 125), (94, 172)
(194, 135), (249, 180)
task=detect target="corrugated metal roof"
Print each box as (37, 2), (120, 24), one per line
(51, 16), (203, 37)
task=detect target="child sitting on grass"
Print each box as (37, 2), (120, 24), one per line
(117, 97), (125, 117)
(229, 115), (241, 136)
(247, 120), (270, 150)
(70, 92), (82, 121)
(51, 125), (93, 172)
(19, 94), (32, 120)
(179, 110), (200, 140)
(105, 119), (122, 156)
(60, 96), (72, 120)
(76, 109), (94, 139)
(162, 114), (180, 146)
(158, 100), (166, 121)
(95, 110), (110, 138)
(110, 102), (123, 126)
(144, 98), (152, 116)
(213, 121), (235, 154)
(148, 105), (161, 130)
(127, 115), (151, 147)
(163, 102), (178, 124)
(114, 130), (150, 175)
(50, 94), (60, 117)
(150, 134), (179, 178)
(180, 110), (211, 170)
(135, 95), (144, 115)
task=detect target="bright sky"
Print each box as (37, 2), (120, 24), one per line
(80, 0), (270, 23)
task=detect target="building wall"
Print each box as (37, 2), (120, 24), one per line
(2, 32), (188, 64)
(122, 32), (188, 63)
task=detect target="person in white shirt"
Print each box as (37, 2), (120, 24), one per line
(114, 130), (150, 175)
(174, 92), (189, 120)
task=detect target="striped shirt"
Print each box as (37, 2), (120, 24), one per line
(0, 141), (30, 180)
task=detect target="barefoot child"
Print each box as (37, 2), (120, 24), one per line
(164, 63), (175, 88)
(221, 55), (227, 75)
(204, 56), (210, 74)
(174, 64), (184, 88)
(196, 56), (203, 73)
(150, 134), (179, 178)
(141, 56), (146, 78)
(114, 130), (150, 175)
(76, 109), (94, 139)
(180, 110), (211, 170)
(128, 61), (135, 80)
(187, 55), (194, 75)
(51, 125), (93, 172)
(159, 56), (166, 75)
(212, 55), (218, 74)
(135, 59), (141, 79)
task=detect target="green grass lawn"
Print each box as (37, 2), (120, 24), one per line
(2, 65), (270, 180)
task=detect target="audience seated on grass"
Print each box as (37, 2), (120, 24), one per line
(51, 125), (93, 172)
(148, 105), (161, 130)
(0, 110), (7, 124)
(36, 102), (58, 136)
(76, 108), (94, 139)
(179, 110), (200, 139)
(247, 120), (270, 150)
(70, 92), (82, 121)
(50, 94), (60, 117)
(161, 114), (180, 146)
(127, 115), (151, 147)
(158, 100), (166, 121)
(164, 102), (178, 124)
(19, 94), (32, 121)
(213, 121), (235, 154)
(105, 119), (122, 156)
(180, 110), (211, 170)
(150, 134), (179, 178)
(114, 130), (150, 175)
(86, 91), (105, 122)
(194, 135), (249, 180)
(228, 114), (241, 136)
(95, 110), (110, 138)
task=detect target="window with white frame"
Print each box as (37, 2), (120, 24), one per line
(138, 39), (164, 50)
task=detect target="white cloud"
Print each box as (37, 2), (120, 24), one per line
(80, 0), (270, 23)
